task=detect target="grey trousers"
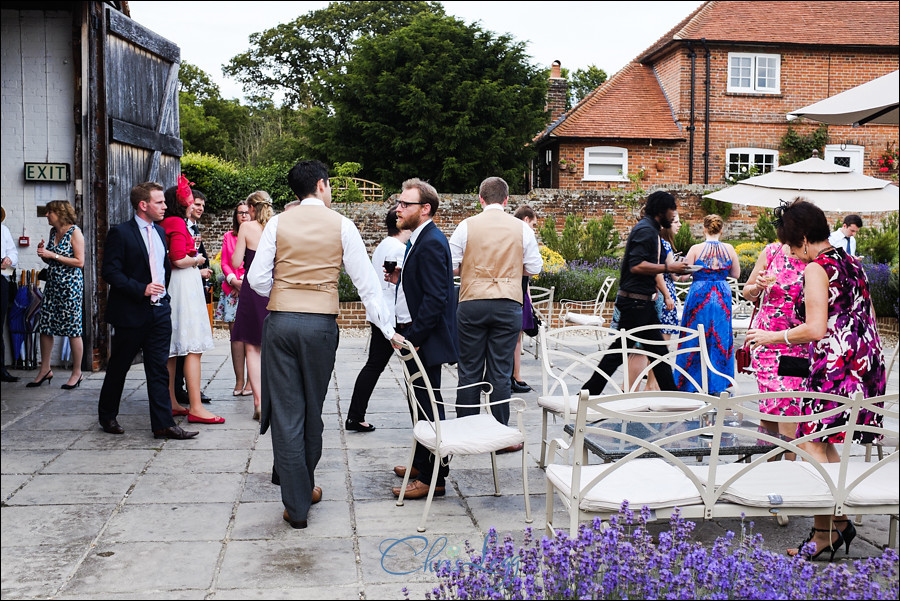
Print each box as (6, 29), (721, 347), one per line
(456, 298), (522, 425)
(260, 311), (338, 522)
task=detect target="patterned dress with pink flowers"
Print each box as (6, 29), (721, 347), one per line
(749, 243), (807, 416)
(797, 247), (885, 444)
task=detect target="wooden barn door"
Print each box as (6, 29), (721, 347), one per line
(87, 5), (181, 365)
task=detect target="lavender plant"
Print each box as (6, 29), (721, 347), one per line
(417, 503), (899, 600)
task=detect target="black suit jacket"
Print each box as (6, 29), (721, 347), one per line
(102, 218), (172, 329)
(400, 221), (459, 367)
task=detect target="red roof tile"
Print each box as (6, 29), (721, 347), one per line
(641, 1), (899, 60)
(539, 63), (684, 141)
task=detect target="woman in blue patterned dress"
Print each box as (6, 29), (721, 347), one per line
(31, 201), (85, 389)
(674, 214), (740, 394)
(746, 199), (885, 560)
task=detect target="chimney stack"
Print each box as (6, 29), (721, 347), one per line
(546, 60), (568, 124)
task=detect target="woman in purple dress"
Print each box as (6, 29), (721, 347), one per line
(746, 199), (885, 561)
(231, 191), (274, 420)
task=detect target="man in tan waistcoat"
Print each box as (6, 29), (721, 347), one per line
(247, 160), (395, 529)
(449, 177), (543, 431)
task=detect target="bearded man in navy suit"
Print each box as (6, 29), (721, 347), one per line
(388, 178), (459, 500)
(97, 181), (198, 440)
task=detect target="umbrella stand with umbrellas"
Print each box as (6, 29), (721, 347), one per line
(787, 70), (899, 126)
(705, 153), (899, 212)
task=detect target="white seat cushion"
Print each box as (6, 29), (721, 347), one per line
(539, 394), (706, 418)
(546, 458), (702, 511)
(732, 315), (753, 331)
(687, 461), (835, 508)
(804, 461), (899, 507)
(565, 312), (605, 326)
(413, 414), (523, 456)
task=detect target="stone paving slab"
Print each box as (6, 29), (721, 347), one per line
(1, 337), (897, 600)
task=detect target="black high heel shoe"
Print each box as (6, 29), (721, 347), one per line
(26, 371), (53, 387)
(61, 375), (85, 390)
(833, 519), (857, 554)
(791, 527), (844, 562)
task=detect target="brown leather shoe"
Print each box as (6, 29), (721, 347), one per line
(393, 465), (420, 479)
(153, 425), (199, 440)
(99, 419), (125, 435)
(311, 486), (322, 504)
(497, 443), (524, 454)
(283, 509), (307, 529)
(392, 479), (445, 499)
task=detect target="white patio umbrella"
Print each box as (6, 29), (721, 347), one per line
(787, 71), (899, 126)
(704, 156), (899, 212)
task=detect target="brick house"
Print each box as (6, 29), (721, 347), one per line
(531, 1), (900, 191)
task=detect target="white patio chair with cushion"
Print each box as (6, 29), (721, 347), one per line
(559, 276), (616, 327)
(394, 341), (532, 532)
(536, 322), (733, 468)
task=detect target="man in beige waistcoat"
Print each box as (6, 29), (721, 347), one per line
(449, 177), (543, 430)
(247, 160), (395, 529)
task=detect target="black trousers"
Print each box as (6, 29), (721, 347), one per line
(98, 304), (176, 432)
(347, 323), (406, 423)
(582, 296), (677, 394)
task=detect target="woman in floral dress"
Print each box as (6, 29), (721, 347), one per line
(746, 199), (885, 561)
(741, 242), (806, 441)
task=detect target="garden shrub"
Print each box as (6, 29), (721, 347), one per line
(753, 212), (778, 243)
(181, 152), (294, 210)
(538, 246), (565, 275)
(532, 258), (619, 301)
(539, 214), (620, 263)
(735, 242), (765, 283)
(338, 268), (360, 302)
(700, 196), (733, 220)
(863, 261), (900, 318)
(673, 221), (698, 256)
(857, 213), (899, 265)
(421, 503), (900, 600)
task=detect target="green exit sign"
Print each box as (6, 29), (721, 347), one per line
(24, 163), (70, 182)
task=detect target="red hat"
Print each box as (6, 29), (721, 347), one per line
(176, 174), (195, 207)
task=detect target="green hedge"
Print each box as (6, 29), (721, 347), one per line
(181, 153), (295, 212)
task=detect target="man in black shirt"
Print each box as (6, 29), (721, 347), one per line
(583, 191), (689, 394)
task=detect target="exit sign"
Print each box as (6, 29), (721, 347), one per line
(24, 163), (70, 182)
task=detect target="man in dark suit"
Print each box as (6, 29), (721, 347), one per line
(389, 178), (459, 500)
(97, 182), (198, 440)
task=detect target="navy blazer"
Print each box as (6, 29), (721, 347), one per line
(102, 218), (172, 329)
(400, 221), (459, 367)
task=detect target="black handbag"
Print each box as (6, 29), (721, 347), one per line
(777, 355), (810, 378)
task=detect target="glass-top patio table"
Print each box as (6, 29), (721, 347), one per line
(562, 418), (781, 463)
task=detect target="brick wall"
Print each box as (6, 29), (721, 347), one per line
(198, 187), (895, 259)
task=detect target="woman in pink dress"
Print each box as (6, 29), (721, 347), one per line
(216, 201), (251, 396)
(741, 241), (806, 442)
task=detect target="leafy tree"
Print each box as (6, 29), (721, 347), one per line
(224, 1), (444, 108)
(326, 14), (547, 192)
(569, 65), (607, 105)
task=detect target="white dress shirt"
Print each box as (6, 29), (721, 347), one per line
(368, 235), (409, 324)
(1, 224), (18, 276)
(828, 229), (856, 256)
(134, 215), (166, 298)
(449, 204), (543, 275)
(247, 198), (395, 340)
(393, 219), (432, 324)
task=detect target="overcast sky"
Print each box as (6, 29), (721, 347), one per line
(128, 1), (703, 102)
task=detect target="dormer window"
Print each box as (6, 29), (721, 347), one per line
(727, 53), (781, 94)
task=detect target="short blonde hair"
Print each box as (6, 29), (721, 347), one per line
(46, 200), (77, 227)
(704, 214), (724, 235)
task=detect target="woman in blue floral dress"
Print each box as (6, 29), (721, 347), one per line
(32, 201), (85, 389)
(675, 215), (740, 394)
(746, 199), (885, 561)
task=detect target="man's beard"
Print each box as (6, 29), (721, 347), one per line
(399, 211), (421, 232)
(657, 214), (672, 229)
